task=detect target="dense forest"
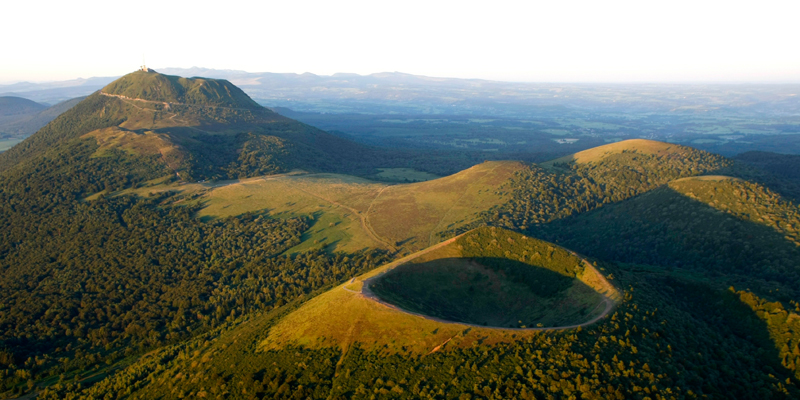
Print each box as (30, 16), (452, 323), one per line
(34, 260), (800, 400)
(0, 191), (387, 395)
(485, 148), (732, 230)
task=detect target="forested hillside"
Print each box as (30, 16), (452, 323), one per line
(0, 72), (396, 397)
(0, 97), (46, 118)
(36, 140), (800, 400)
(0, 135), (390, 397)
(444, 142), (732, 234)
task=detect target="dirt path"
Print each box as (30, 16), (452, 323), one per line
(364, 185), (394, 246)
(360, 277), (615, 332)
(354, 236), (618, 332)
(99, 91), (255, 112)
(291, 185), (397, 252)
(365, 185), (392, 216)
(98, 91), (187, 126)
(427, 337), (454, 355)
(158, 147), (181, 179)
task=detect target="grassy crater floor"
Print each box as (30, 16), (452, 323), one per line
(368, 228), (609, 328)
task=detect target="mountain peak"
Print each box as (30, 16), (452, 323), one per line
(100, 70), (261, 109)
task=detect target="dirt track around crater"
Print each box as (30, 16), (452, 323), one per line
(352, 235), (618, 332)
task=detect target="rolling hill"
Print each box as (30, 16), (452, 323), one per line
(52, 221), (800, 399)
(108, 160), (524, 254)
(0, 96), (46, 117)
(0, 96), (48, 147)
(0, 97), (84, 150)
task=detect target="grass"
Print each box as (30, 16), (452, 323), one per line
(260, 227), (619, 354)
(198, 173), (386, 253)
(93, 161), (524, 255)
(541, 139), (682, 166)
(260, 279), (480, 354)
(672, 175), (738, 182)
(83, 127), (184, 166)
(201, 161), (525, 254)
(368, 161), (525, 252)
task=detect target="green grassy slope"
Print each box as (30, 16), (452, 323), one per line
(114, 160), (523, 255)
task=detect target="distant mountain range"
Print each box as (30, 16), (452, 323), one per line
(4, 68), (799, 117)
(0, 77), (116, 105)
(0, 96), (84, 139)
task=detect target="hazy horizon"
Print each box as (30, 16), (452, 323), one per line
(3, 0), (799, 85)
(2, 66), (800, 87)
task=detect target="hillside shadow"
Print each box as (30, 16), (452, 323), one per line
(196, 207), (272, 223)
(714, 162), (800, 204)
(536, 186), (800, 382)
(370, 257), (606, 328)
(649, 275), (800, 386)
(539, 185), (800, 303)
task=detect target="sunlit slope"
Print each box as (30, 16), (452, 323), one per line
(260, 227), (618, 354)
(141, 160), (525, 254)
(367, 161), (525, 251)
(541, 138), (693, 167)
(198, 173), (388, 253)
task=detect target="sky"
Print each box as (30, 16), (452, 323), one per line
(2, 0), (799, 84)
